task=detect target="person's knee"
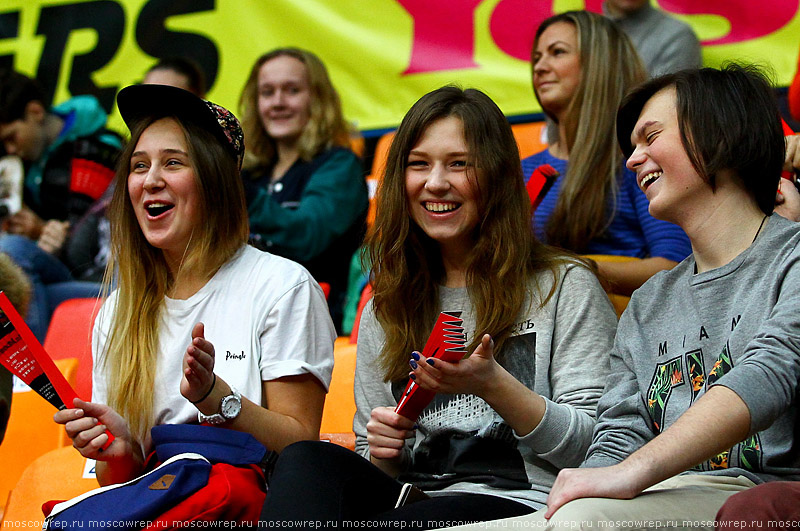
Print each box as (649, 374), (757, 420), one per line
(273, 440), (345, 476)
(545, 498), (606, 530)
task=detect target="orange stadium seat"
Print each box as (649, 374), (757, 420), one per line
(319, 338), (357, 450)
(0, 358), (78, 516)
(318, 282), (331, 300)
(366, 131), (395, 227)
(512, 121), (548, 159)
(582, 254), (640, 317)
(1, 446), (97, 526)
(348, 283), (372, 344)
(44, 298), (101, 402)
(349, 134), (365, 158)
(368, 131), (395, 181)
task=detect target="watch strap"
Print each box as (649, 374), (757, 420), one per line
(197, 387), (241, 425)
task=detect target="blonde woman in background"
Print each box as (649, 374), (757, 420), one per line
(55, 85), (335, 486)
(523, 10), (691, 295)
(239, 48), (368, 330)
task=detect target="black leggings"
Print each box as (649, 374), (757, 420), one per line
(260, 441), (533, 530)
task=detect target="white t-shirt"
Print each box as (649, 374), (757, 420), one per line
(92, 245), (336, 429)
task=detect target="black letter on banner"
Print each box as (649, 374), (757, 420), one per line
(136, 0), (218, 91)
(0, 11), (20, 72)
(36, 2), (124, 112)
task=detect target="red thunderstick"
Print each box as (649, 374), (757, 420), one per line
(395, 311), (466, 422)
(0, 291), (114, 450)
(526, 163), (559, 211)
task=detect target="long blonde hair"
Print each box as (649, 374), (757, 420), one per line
(533, 11), (647, 251)
(239, 48), (352, 169)
(368, 86), (577, 383)
(101, 117), (248, 443)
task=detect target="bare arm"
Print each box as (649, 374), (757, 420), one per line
(545, 385), (750, 518)
(185, 323), (326, 452)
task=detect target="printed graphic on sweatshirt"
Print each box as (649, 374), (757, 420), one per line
(738, 433), (763, 471)
(646, 357), (684, 434)
(685, 349), (705, 404)
(706, 342), (733, 386)
(684, 341), (762, 472)
(392, 333), (536, 490)
(401, 392), (530, 490)
(646, 337), (764, 472)
(697, 431), (763, 472)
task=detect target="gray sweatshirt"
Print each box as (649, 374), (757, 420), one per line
(585, 214), (800, 483)
(354, 263), (618, 508)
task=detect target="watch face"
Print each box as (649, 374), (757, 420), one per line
(221, 394), (241, 419)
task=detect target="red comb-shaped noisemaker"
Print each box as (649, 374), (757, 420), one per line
(526, 164), (559, 211)
(395, 311), (466, 421)
(0, 291), (114, 450)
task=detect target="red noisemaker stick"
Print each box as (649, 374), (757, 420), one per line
(0, 291), (114, 450)
(526, 164), (559, 211)
(395, 311), (466, 422)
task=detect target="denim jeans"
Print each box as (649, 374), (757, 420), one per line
(0, 234), (101, 342)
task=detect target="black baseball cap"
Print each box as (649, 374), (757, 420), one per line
(116, 84), (244, 169)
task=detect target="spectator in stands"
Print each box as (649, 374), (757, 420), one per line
(143, 57), (207, 98)
(0, 252), (31, 444)
(239, 48), (368, 331)
(0, 70), (122, 340)
(603, 0), (702, 77)
(467, 64), (800, 530)
(54, 85), (335, 486)
(259, 86), (617, 527)
(712, 137), (800, 529)
(524, 11), (691, 296)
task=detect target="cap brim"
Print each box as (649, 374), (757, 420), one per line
(117, 84), (218, 137)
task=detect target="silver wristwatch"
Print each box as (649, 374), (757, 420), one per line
(197, 387), (242, 425)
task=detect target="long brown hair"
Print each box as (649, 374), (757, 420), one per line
(532, 11), (647, 251)
(100, 116), (248, 443)
(368, 86), (575, 383)
(239, 47), (352, 169)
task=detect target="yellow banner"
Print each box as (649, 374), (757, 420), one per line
(1, 0), (798, 133)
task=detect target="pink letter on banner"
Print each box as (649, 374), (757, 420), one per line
(584, 0), (603, 13)
(489, 0), (555, 62)
(655, 0), (796, 45)
(399, 0), (482, 74)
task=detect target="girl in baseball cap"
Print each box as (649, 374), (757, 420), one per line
(55, 84), (335, 491)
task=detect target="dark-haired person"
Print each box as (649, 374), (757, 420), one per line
(239, 48), (367, 330)
(54, 85), (335, 486)
(0, 70), (121, 340)
(259, 86), (617, 528)
(460, 64), (800, 529)
(143, 57), (207, 98)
